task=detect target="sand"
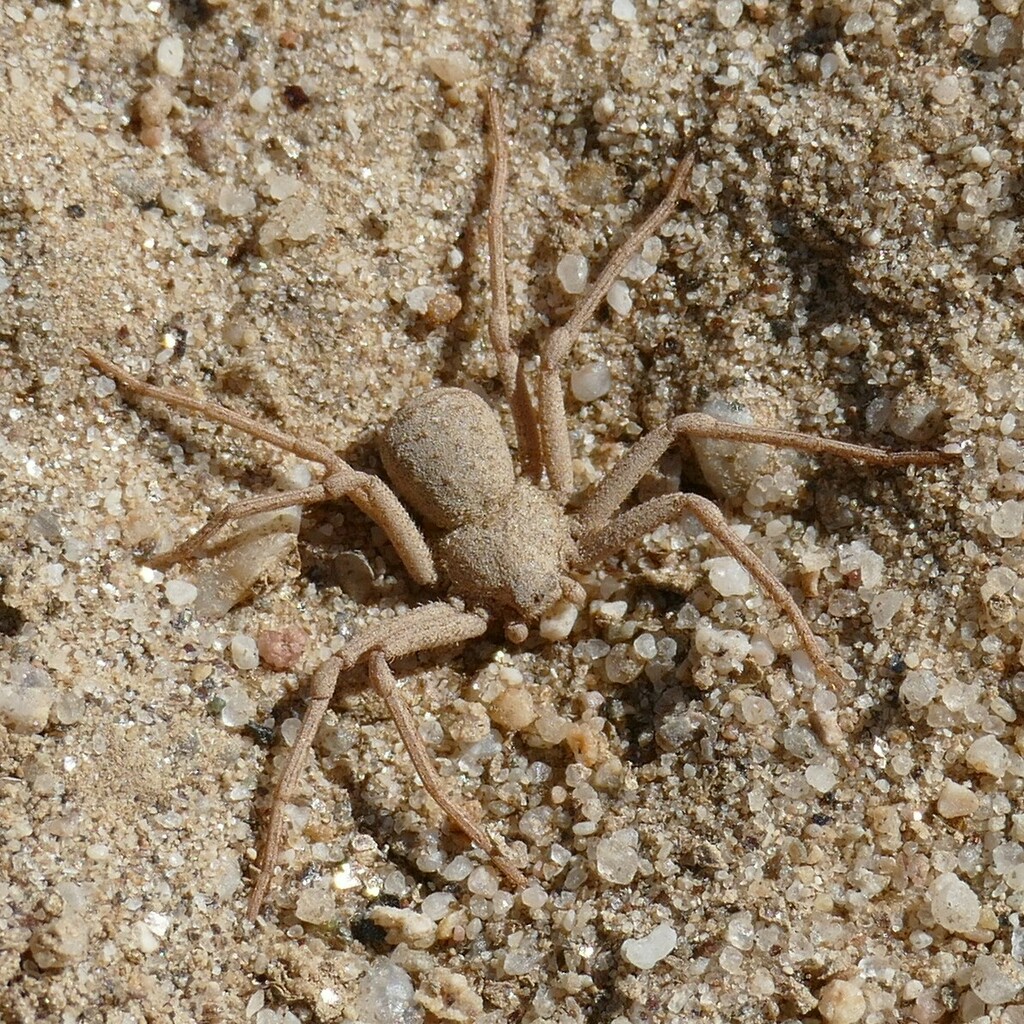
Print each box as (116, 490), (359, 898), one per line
(1, 1), (1022, 1021)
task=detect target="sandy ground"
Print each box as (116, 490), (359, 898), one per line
(2, 1), (1023, 1021)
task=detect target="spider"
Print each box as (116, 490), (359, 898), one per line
(79, 92), (955, 921)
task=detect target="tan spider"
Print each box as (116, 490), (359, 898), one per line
(79, 92), (955, 921)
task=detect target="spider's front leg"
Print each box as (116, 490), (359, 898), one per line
(246, 602), (528, 922)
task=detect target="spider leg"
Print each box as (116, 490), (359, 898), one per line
(575, 492), (847, 694)
(485, 91), (544, 480)
(575, 411), (959, 539)
(536, 151), (695, 497)
(79, 346), (437, 585)
(246, 602), (528, 922)
(366, 651), (530, 893)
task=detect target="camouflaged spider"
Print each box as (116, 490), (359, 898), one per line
(79, 92), (955, 920)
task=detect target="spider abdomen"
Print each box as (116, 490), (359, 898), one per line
(381, 387), (515, 530)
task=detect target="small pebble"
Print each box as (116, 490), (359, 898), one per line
(740, 695), (774, 725)
(706, 556), (753, 597)
(930, 75), (960, 106)
(781, 726), (821, 761)
(521, 885), (547, 909)
(249, 86), (273, 113)
(29, 913), (89, 970)
(845, 12), (874, 34)
(570, 361), (612, 402)
(258, 197), (328, 248)
(131, 921), (162, 954)
(929, 872), (981, 933)
(352, 963), (418, 1023)
(230, 634), (260, 671)
(817, 979), (867, 1024)
(966, 734), (1009, 777)
(405, 285), (436, 314)
(533, 709), (571, 745)
(632, 632), (657, 660)
(137, 82), (173, 126)
(991, 500), (1024, 539)
(725, 912), (755, 950)
(889, 394), (943, 443)
(294, 889), (335, 925)
(267, 173), (300, 201)
(900, 670), (938, 709)
(502, 939), (541, 977)
(421, 892), (455, 921)
(869, 589), (906, 629)
(603, 643), (645, 685)
(164, 579), (197, 608)
(936, 779), (981, 818)
(218, 185), (257, 217)
(54, 692), (86, 726)
(155, 36), (184, 77)
(416, 969), (483, 1022)
(715, 0), (743, 28)
(943, 0), (979, 23)
(593, 94), (615, 123)
(838, 541), (885, 589)
(556, 253), (589, 294)
(621, 246), (659, 282)
(539, 598), (578, 640)
(369, 906), (437, 949)
(805, 764), (838, 794)
(424, 291), (462, 327)
(969, 144), (993, 169)
(466, 866), (499, 898)
(257, 627), (307, 671)
(606, 280), (632, 316)
(593, 828), (640, 884)
(144, 911), (170, 939)
(970, 954), (1023, 1005)
(489, 685), (537, 732)
(425, 51), (478, 86)
(219, 686), (256, 728)
(689, 397), (773, 500)
(0, 664), (55, 733)
(987, 16), (1014, 54)
(331, 863), (360, 891)
(192, 506), (302, 619)
(441, 854), (473, 882)
(621, 922), (677, 970)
